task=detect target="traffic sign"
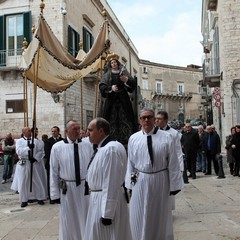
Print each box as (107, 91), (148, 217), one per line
(214, 94), (221, 100)
(215, 101), (222, 108)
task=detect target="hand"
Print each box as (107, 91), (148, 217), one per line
(101, 217), (112, 225)
(30, 157), (37, 163)
(111, 85), (118, 92)
(232, 144), (236, 149)
(170, 190), (181, 196)
(28, 143), (35, 149)
(120, 75), (128, 83)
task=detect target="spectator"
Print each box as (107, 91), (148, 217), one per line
(231, 125), (240, 176)
(2, 133), (15, 184)
(203, 125), (221, 175)
(225, 127), (236, 175)
(196, 125), (207, 173)
(44, 126), (63, 203)
(181, 123), (200, 179)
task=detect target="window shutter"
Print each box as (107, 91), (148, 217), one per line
(68, 25), (73, 55)
(23, 11), (32, 43)
(91, 34), (94, 47)
(0, 15), (6, 66)
(82, 27), (87, 52)
(76, 32), (80, 53)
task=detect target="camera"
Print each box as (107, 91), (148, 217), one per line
(61, 8), (67, 15)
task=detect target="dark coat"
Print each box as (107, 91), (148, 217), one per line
(44, 136), (63, 169)
(202, 131), (221, 155)
(230, 132), (240, 160)
(99, 70), (136, 123)
(181, 129), (200, 157)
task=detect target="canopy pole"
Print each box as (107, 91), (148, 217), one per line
(23, 75), (29, 127)
(80, 78), (83, 128)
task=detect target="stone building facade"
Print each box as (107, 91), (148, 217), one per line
(0, 0), (204, 139)
(201, 0), (240, 141)
(140, 60), (203, 124)
(0, 0), (139, 138)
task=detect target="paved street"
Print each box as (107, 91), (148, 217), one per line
(0, 157), (240, 240)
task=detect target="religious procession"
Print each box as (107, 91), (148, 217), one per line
(1, 0), (240, 240)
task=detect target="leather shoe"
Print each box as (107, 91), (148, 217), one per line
(192, 175), (196, 179)
(38, 200), (45, 205)
(21, 202), (28, 208)
(204, 172), (211, 175)
(184, 181), (189, 184)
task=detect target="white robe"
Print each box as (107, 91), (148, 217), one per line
(165, 127), (184, 210)
(11, 137), (47, 202)
(50, 139), (93, 240)
(84, 140), (132, 240)
(125, 129), (184, 240)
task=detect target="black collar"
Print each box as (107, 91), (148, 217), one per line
(63, 138), (82, 144)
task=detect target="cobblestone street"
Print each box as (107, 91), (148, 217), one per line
(1, 157), (240, 240)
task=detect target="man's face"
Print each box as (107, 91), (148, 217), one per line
(185, 125), (192, 132)
(155, 114), (167, 129)
(87, 120), (101, 145)
(66, 122), (80, 142)
(206, 127), (212, 133)
(80, 129), (86, 138)
(139, 111), (155, 133)
(6, 133), (12, 140)
(236, 127), (240, 133)
(51, 128), (59, 138)
(24, 128), (31, 138)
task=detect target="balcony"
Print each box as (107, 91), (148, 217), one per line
(152, 92), (192, 101)
(0, 49), (22, 71)
(203, 58), (221, 88)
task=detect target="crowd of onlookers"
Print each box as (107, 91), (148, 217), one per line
(180, 122), (240, 181)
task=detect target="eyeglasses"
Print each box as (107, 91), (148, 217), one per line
(140, 115), (154, 120)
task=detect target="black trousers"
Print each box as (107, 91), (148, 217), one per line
(206, 151), (219, 175)
(185, 155), (197, 175)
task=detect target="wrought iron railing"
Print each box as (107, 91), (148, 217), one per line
(0, 49), (22, 68)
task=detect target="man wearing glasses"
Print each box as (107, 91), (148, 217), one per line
(125, 108), (183, 240)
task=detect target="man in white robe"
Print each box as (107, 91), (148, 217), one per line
(125, 108), (184, 240)
(155, 110), (185, 211)
(84, 117), (132, 240)
(11, 127), (47, 207)
(50, 120), (93, 240)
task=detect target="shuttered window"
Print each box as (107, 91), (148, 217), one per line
(0, 11), (31, 66)
(68, 25), (80, 57)
(82, 26), (94, 53)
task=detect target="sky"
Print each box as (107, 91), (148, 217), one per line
(106, 0), (203, 67)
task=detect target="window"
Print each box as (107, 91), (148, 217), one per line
(7, 15), (23, 56)
(6, 99), (25, 113)
(143, 66), (148, 73)
(142, 80), (148, 90)
(68, 26), (80, 57)
(177, 83), (184, 96)
(0, 11), (31, 66)
(86, 110), (93, 127)
(83, 26), (94, 53)
(156, 80), (162, 94)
